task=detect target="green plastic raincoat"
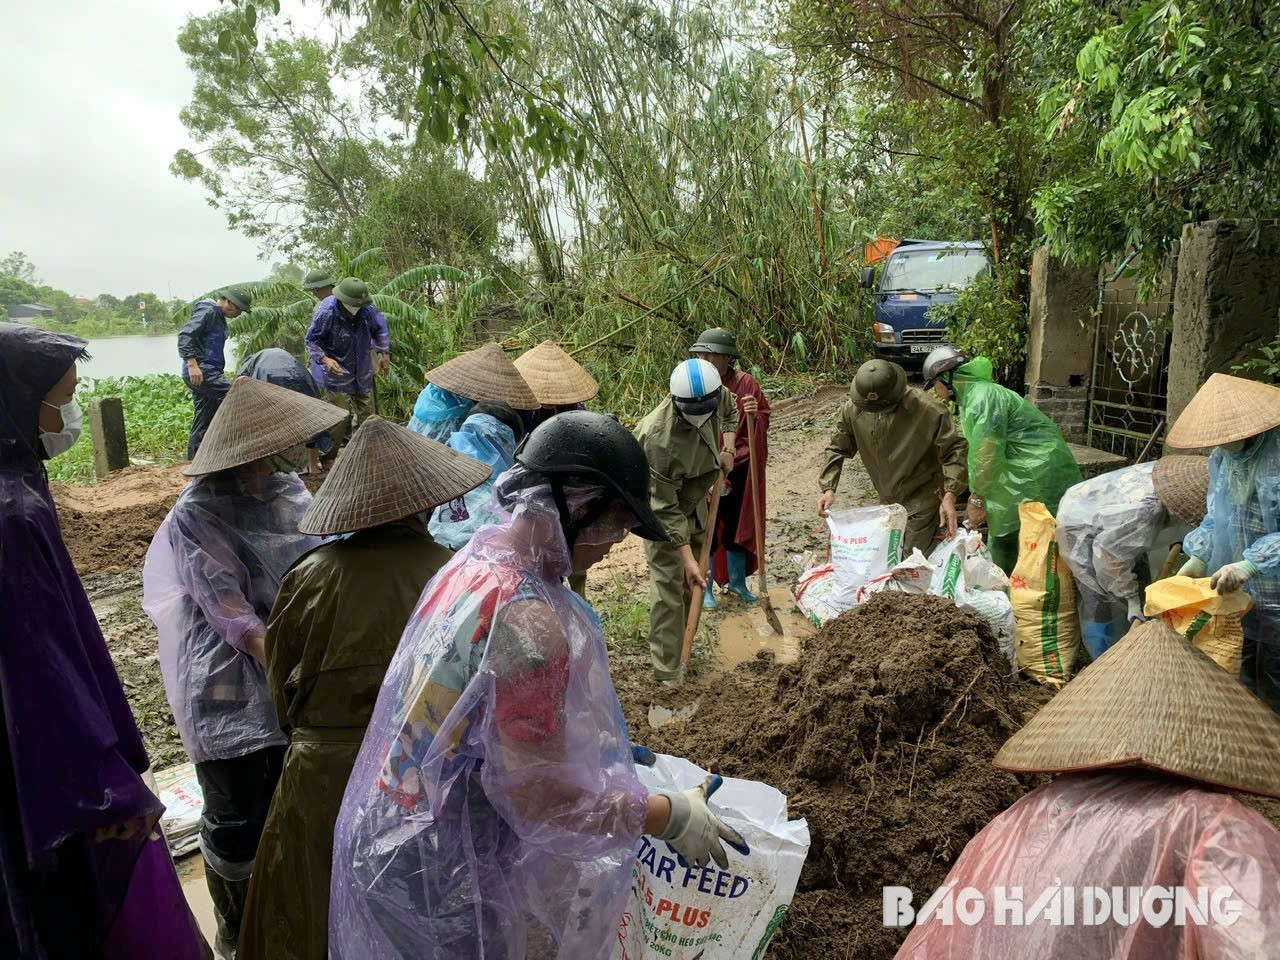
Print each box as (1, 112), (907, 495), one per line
(952, 357), (1081, 537)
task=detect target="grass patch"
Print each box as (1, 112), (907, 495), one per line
(47, 374), (191, 484)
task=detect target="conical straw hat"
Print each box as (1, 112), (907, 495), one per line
(186, 377), (347, 476)
(299, 416), (492, 535)
(994, 619), (1280, 797)
(1151, 454), (1210, 526)
(513, 340), (599, 406)
(1166, 373), (1280, 448)
(427, 342), (539, 410)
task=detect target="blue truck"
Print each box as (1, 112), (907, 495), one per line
(860, 239), (990, 366)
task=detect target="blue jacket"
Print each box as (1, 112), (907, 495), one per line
(177, 300), (228, 373)
(304, 296), (389, 395)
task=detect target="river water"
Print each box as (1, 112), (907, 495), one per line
(81, 334), (238, 380)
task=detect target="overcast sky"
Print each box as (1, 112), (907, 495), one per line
(0, 1), (282, 300)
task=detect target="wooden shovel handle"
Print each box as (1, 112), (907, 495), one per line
(681, 479), (723, 666)
(746, 410), (767, 588)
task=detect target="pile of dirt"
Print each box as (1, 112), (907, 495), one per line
(646, 593), (1049, 960)
(52, 465), (191, 576)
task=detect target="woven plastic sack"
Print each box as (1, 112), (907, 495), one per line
(1010, 502), (1080, 687)
(792, 562), (842, 626)
(612, 754), (809, 960)
(827, 504), (907, 608)
(1144, 576), (1252, 675)
(960, 590), (1017, 669)
(855, 549), (934, 603)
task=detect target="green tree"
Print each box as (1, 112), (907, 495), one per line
(0, 251), (40, 284)
(1033, 0), (1280, 283)
(0, 273), (40, 309)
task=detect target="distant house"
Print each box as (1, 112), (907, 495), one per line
(6, 303), (54, 322)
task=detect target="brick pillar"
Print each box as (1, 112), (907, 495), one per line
(89, 397), (129, 479)
(1024, 247), (1097, 444)
(1167, 219), (1280, 429)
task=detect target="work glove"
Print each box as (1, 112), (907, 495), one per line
(657, 775), (750, 869)
(1178, 557), (1208, 579)
(1210, 560), (1259, 594)
(1126, 597), (1146, 625)
(631, 744), (656, 767)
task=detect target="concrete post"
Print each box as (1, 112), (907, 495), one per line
(1167, 220), (1280, 428)
(1024, 247), (1097, 444)
(89, 397), (129, 479)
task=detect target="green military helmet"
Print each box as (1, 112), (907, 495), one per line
(301, 269), (336, 290)
(221, 287), (253, 314)
(851, 358), (907, 411)
(689, 326), (740, 358)
(334, 277), (372, 309)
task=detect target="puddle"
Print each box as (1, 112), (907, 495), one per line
(714, 586), (812, 669)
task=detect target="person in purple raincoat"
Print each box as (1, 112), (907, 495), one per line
(0, 322), (209, 959)
(304, 276), (390, 431)
(144, 376), (346, 959)
(330, 412), (749, 960)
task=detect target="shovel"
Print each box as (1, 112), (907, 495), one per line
(747, 410), (784, 635)
(680, 479), (723, 671)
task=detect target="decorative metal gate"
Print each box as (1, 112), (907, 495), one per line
(1087, 263), (1174, 460)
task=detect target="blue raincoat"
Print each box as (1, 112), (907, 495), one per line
(428, 413), (518, 550)
(1183, 429), (1280, 710)
(407, 384), (474, 442)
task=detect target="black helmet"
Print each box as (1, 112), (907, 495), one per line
(851, 359), (907, 411)
(689, 326), (740, 358)
(922, 345), (968, 388)
(516, 410), (669, 542)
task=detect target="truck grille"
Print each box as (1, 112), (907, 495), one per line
(900, 329), (944, 344)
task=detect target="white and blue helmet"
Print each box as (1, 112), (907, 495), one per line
(669, 358), (722, 417)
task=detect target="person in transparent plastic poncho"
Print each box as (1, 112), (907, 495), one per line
(1177, 428), (1280, 711)
(331, 411), (749, 960)
(896, 620), (1280, 960)
(1057, 456), (1207, 659)
(144, 376), (345, 957)
(408, 382), (474, 441)
(925, 349), (1081, 573)
(428, 402), (524, 550)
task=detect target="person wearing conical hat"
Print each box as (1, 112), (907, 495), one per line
(513, 339), (600, 433)
(1169, 373), (1280, 712)
(818, 357), (968, 558)
(237, 346), (334, 474)
(304, 277), (391, 432)
(301, 268), (335, 301)
(924, 346), (1081, 573)
(179, 285), (253, 459)
(142, 377), (346, 959)
(330, 412), (748, 960)
(427, 401), (525, 550)
(895, 619), (1280, 959)
(689, 327), (770, 609)
(0, 324), (210, 958)
(1057, 455), (1210, 659)
(237, 417), (491, 960)
(635, 359), (739, 682)
(407, 342), (540, 442)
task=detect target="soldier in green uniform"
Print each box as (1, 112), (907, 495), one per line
(817, 358), (968, 557)
(635, 358), (738, 683)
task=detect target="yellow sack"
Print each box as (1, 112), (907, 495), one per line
(1144, 576), (1251, 675)
(1010, 502), (1080, 687)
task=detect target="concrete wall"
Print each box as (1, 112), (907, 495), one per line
(1168, 219), (1280, 427)
(1025, 247), (1097, 444)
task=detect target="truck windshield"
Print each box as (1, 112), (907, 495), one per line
(880, 248), (987, 293)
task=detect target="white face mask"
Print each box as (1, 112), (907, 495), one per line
(681, 410), (714, 428)
(40, 399), (83, 457)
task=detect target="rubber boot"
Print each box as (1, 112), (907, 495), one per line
(703, 581), (718, 610)
(205, 867), (250, 959)
(727, 550), (758, 603)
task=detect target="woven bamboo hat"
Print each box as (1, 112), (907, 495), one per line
(299, 416), (491, 535)
(427, 342), (539, 410)
(994, 619), (1280, 797)
(1166, 373), (1280, 448)
(513, 340), (599, 406)
(186, 376), (347, 476)
(1152, 454), (1210, 525)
